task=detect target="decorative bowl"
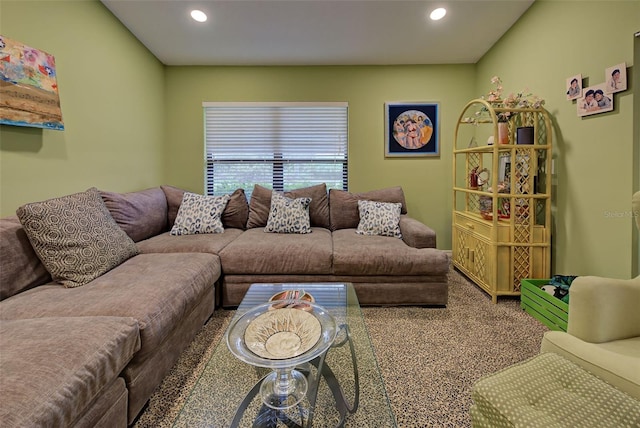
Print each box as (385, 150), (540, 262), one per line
(268, 289), (315, 311)
(226, 300), (337, 368)
(225, 301), (337, 409)
(244, 308), (321, 359)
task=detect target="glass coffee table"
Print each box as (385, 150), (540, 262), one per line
(172, 283), (397, 427)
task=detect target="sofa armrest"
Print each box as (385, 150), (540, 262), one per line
(399, 215), (436, 248)
(567, 275), (640, 343)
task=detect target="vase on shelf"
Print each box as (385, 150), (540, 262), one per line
(498, 122), (509, 145)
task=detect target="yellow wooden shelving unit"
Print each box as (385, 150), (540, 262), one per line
(452, 99), (552, 303)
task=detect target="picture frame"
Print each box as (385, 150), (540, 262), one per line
(577, 83), (613, 117)
(499, 154), (511, 184)
(605, 62), (627, 94)
(565, 74), (582, 100)
(0, 36), (64, 130)
(385, 102), (439, 157)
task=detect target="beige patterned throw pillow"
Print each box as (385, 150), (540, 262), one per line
(264, 192), (312, 234)
(170, 192), (231, 235)
(16, 188), (139, 288)
(356, 200), (403, 238)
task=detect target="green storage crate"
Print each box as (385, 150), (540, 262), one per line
(520, 279), (569, 331)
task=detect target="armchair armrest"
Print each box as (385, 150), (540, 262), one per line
(567, 275), (640, 343)
(399, 215), (436, 249)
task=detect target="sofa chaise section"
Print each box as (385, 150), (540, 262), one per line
(0, 252), (220, 423)
(331, 227), (449, 305)
(0, 316), (140, 428)
(217, 185), (450, 307)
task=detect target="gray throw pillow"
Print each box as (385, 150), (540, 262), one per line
(16, 188), (139, 288)
(170, 192), (231, 235)
(355, 200), (403, 238)
(264, 192), (312, 234)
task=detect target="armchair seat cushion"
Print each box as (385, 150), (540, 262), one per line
(541, 331), (640, 399)
(471, 352), (640, 427)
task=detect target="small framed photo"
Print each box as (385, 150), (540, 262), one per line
(577, 83), (613, 117)
(565, 74), (582, 100)
(385, 102), (439, 157)
(605, 63), (627, 94)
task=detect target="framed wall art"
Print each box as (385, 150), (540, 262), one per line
(605, 62), (627, 93)
(577, 83), (613, 117)
(0, 35), (64, 130)
(565, 74), (582, 100)
(385, 102), (439, 157)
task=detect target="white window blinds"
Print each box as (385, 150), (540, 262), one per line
(203, 102), (348, 197)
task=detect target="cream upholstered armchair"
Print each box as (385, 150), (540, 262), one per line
(540, 191), (640, 400)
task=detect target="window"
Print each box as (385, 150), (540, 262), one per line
(203, 102), (348, 198)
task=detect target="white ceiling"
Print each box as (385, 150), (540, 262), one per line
(101, 0), (534, 66)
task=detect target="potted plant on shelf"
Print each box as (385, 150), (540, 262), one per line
(463, 76), (545, 145)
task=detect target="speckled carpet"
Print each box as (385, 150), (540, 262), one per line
(134, 267), (548, 427)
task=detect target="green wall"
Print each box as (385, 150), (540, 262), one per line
(1, 0), (637, 275)
(476, 0), (638, 278)
(165, 65), (475, 250)
(0, 0), (165, 216)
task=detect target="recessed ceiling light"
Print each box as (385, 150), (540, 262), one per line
(190, 10), (207, 23)
(429, 8), (447, 21)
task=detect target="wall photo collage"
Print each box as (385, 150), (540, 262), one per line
(566, 62), (627, 117)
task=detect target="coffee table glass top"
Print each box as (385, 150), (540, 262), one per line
(172, 283), (397, 427)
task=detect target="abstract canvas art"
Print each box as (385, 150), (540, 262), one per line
(0, 36), (64, 130)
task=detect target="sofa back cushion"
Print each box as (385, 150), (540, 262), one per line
(246, 183), (330, 229)
(16, 188), (138, 288)
(0, 216), (52, 300)
(329, 186), (408, 231)
(100, 187), (168, 242)
(161, 185), (249, 230)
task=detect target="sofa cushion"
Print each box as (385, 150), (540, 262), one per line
(223, 188), (250, 229)
(0, 252), (220, 360)
(219, 227), (333, 274)
(16, 188), (139, 288)
(247, 183), (329, 229)
(136, 228), (244, 255)
(265, 192), (312, 234)
(329, 186), (408, 231)
(0, 316), (140, 428)
(356, 200), (402, 238)
(332, 228), (449, 276)
(100, 187), (168, 242)
(0, 216), (51, 300)
(170, 192), (230, 235)
(162, 186), (249, 230)
(161, 185), (185, 228)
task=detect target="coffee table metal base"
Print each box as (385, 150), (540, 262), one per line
(230, 324), (359, 428)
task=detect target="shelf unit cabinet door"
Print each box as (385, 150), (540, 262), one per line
(453, 226), (493, 292)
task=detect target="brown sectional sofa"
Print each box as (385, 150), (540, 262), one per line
(0, 183), (449, 427)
